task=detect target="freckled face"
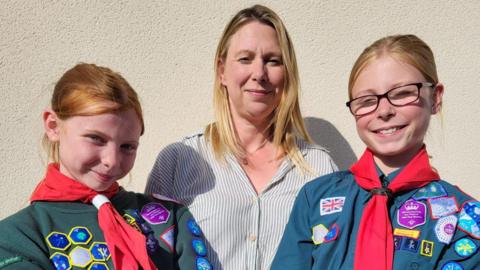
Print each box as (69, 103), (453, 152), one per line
(219, 21), (285, 125)
(351, 56), (442, 162)
(47, 109), (142, 191)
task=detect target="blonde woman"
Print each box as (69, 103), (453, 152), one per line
(146, 5), (337, 270)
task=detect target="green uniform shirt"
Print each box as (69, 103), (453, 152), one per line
(272, 170), (480, 269)
(0, 189), (211, 270)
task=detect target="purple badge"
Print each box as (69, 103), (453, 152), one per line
(397, 199), (427, 229)
(140, 202), (171, 225)
(435, 215), (458, 244)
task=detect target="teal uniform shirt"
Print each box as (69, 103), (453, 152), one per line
(271, 170), (480, 270)
(0, 189), (211, 270)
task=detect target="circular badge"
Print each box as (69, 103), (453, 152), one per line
(187, 219), (202, 236)
(192, 239), (208, 257)
(195, 257), (212, 270)
(454, 238), (478, 258)
(441, 261), (464, 270)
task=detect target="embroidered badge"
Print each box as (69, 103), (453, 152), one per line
(160, 225), (175, 252)
(312, 224), (329, 245)
(50, 252), (71, 270)
(123, 213), (141, 232)
(88, 262), (109, 270)
(401, 238), (419, 253)
(428, 196), (459, 219)
(195, 256), (213, 270)
(457, 201), (480, 239)
(393, 236), (402, 250)
(420, 240), (434, 257)
(46, 232), (71, 251)
(434, 215), (458, 244)
(68, 226), (93, 245)
(187, 219), (203, 237)
(393, 228), (420, 239)
(89, 242), (111, 261)
(397, 199), (426, 229)
(146, 234), (161, 254)
(454, 237), (478, 258)
(412, 182), (447, 200)
(441, 261), (464, 270)
(0, 256), (22, 268)
(69, 246), (92, 268)
(320, 197), (345, 216)
(192, 239), (208, 257)
(324, 224), (339, 242)
(140, 202), (171, 225)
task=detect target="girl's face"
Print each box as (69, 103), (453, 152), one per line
(351, 55), (443, 164)
(44, 107), (142, 191)
(219, 21), (284, 126)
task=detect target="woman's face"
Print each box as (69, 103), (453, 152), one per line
(351, 55), (443, 163)
(219, 21), (285, 126)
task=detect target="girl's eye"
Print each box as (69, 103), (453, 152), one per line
(238, 56), (252, 63)
(86, 135), (105, 144)
(121, 144), (138, 154)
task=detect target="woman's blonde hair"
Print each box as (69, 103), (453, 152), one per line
(205, 4), (312, 172)
(43, 63), (144, 162)
(349, 34), (439, 99)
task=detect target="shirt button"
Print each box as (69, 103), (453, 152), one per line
(248, 235), (257, 241)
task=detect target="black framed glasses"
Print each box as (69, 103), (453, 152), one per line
(346, 82), (435, 116)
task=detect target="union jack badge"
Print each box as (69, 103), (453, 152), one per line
(320, 197), (346, 216)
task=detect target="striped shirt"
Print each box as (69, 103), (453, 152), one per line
(145, 132), (338, 270)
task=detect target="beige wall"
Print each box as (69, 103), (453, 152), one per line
(1, 1), (479, 218)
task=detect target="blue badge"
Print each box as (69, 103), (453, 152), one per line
(458, 201), (480, 239)
(394, 236), (402, 250)
(434, 215), (458, 244)
(89, 262), (110, 270)
(68, 226), (92, 245)
(428, 196), (459, 219)
(324, 224), (339, 242)
(401, 238), (419, 253)
(420, 240), (434, 257)
(192, 239), (208, 257)
(140, 222), (153, 235)
(454, 238), (478, 258)
(89, 242), (111, 261)
(195, 257), (212, 270)
(412, 182), (447, 200)
(187, 219), (202, 237)
(441, 261), (464, 270)
(146, 234), (160, 254)
(46, 232), (71, 251)
(50, 252), (71, 270)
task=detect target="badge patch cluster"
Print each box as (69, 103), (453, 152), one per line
(46, 226), (111, 270)
(312, 223), (339, 245)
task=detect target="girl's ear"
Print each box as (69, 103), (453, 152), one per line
(43, 109), (61, 141)
(431, 83), (444, 114)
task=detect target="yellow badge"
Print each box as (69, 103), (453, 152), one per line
(393, 228), (420, 239)
(312, 224), (328, 245)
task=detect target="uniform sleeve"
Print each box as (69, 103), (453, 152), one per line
(145, 143), (181, 196)
(0, 250), (44, 270)
(174, 205), (212, 270)
(271, 186), (314, 269)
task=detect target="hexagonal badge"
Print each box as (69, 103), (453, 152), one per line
(46, 232), (71, 251)
(89, 242), (111, 261)
(49, 252), (71, 270)
(88, 262), (110, 270)
(69, 246), (93, 268)
(68, 226), (93, 245)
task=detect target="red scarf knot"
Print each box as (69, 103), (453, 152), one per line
(350, 146), (440, 270)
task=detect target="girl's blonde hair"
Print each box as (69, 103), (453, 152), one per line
(43, 63), (144, 162)
(349, 34), (438, 99)
(205, 4), (312, 172)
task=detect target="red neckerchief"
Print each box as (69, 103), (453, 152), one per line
(30, 164), (157, 270)
(350, 146), (439, 270)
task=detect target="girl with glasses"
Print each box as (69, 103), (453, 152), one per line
(272, 35), (479, 269)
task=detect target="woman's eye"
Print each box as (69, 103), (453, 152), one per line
(266, 58), (282, 65)
(238, 57), (251, 63)
(121, 144), (138, 154)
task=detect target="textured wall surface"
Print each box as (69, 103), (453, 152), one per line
(1, 1), (479, 218)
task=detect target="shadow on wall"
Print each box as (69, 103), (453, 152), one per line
(304, 117), (357, 170)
